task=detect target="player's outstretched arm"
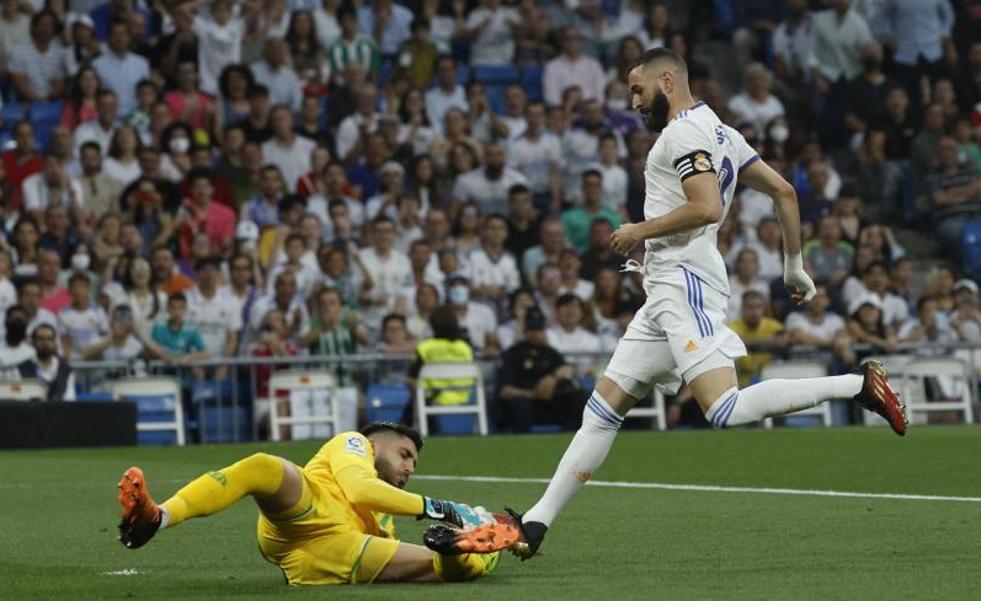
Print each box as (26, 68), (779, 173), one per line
(333, 465), (483, 528)
(610, 172), (722, 254)
(739, 159), (816, 303)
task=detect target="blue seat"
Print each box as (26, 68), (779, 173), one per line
(200, 406), (249, 443)
(377, 61), (393, 87)
(122, 393), (182, 446)
(485, 86), (506, 115)
(2, 102), (25, 127)
(366, 383), (411, 423)
(520, 64), (544, 101)
(76, 391), (113, 402)
(434, 414), (477, 435)
(473, 65), (520, 85)
(29, 101), (62, 125)
(963, 220), (981, 277)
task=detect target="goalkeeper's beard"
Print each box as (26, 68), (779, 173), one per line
(375, 456), (408, 488)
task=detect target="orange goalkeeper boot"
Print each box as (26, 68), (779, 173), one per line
(117, 466), (162, 549)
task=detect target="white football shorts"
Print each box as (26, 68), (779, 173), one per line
(605, 265), (747, 399)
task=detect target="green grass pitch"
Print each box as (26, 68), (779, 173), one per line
(3, 426), (981, 600)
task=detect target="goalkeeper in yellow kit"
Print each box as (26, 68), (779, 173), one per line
(116, 422), (517, 585)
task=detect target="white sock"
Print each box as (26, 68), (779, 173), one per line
(523, 391), (623, 527)
(705, 375), (863, 427)
(159, 506), (170, 529)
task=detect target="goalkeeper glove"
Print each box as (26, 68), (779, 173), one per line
(783, 253), (817, 303)
(419, 497), (490, 529)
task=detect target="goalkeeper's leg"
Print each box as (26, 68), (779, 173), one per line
(118, 453), (308, 549)
(373, 542), (500, 583)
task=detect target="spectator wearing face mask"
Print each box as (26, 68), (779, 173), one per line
(446, 273), (498, 355)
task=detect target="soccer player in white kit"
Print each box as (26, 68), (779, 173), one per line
(424, 47), (908, 561)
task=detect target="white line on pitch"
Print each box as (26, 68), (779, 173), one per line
(412, 474), (981, 504)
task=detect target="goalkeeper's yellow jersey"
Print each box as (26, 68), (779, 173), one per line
(299, 431), (423, 538)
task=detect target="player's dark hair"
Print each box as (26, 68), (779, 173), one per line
(194, 255), (222, 272)
(168, 291), (187, 305)
(632, 46), (686, 73)
(360, 422), (424, 452)
(68, 271), (90, 287)
(508, 183), (530, 197)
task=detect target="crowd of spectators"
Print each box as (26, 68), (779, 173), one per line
(0, 0), (977, 427)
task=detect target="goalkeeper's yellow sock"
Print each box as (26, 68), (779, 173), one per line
(161, 453), (286, 528)
(432, 551), (500, 582)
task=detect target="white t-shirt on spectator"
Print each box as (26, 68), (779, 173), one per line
(72, 121), (116, 158)
(335, 112), (379, 159)
(313, 8), (341, 53)
(22, 173), (85, 212)
(469, 247), (521, 293)
(459, 301), (497, 350)
(265, 262), (322, 303)
(559, 279), (595, 301)
(358, 247), (413, 305)
(192, 13), (245, 95)
(596, 162), (628, 211)
(0, 278), (15, 315)
(102, 158), (142, 186)
(58, 304), (109, 359)
(424, 86), (468, 134)
(547, 325), (602, 355)
(92, 50), (150, 114)
(727, 93), (785, 140)
(262, 135), (316, 194)
(250, 61), (303, 112)
(507, 132), (561, 195)
(785, 311), (846, 342)
(248, 294), (310, 332)
(186, 287), (242, 357)
(728, 241), (783, 282)
(841, 280), (910, 327)
(100, 335), (145, 361)
(466, 6), (521, 66)
(8, 40), (65, 99)
(727, 276), (770, 320)
(452, 167), (527, 215)
(0, 342), (34, 380)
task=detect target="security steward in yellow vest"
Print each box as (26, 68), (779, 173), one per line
(404, 306), (476, 430)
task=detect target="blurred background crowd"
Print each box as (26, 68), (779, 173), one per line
(0, 0), (977, 431)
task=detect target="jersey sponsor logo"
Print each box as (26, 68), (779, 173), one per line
(345, 435), (367, 456)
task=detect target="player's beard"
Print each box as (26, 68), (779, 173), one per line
(641, 90), (671, 132)
(375, 456), (408, 488)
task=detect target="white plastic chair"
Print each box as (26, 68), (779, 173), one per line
(760, 361), (833, 428)
(414, 363), (488, 436)
(625, 390), (668, 430)
(0, 379), (46, 401)
(896, 358), (974, 425)
(268, 370), (340, 441)
(111, 376), (185, 446)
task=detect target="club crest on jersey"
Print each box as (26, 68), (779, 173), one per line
(346, 436), (367, 456)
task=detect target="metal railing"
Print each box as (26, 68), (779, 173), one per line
(64, 342), (980, 443)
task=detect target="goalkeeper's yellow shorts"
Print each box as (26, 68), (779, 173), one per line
(257, 523), (399, 586)
(255, 471), (400, 586)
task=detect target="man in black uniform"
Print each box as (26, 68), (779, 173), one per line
(496, 308), (586, 433)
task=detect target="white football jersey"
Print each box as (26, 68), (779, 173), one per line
(643, 101), (759, 295)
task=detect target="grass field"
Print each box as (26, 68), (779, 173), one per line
(3, 425), (981, 601)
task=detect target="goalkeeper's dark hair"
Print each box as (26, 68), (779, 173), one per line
(631, 47), (687, 74)
(360, 422), (424, 452)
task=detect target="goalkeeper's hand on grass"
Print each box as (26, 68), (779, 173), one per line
(419, 497), (493, 529)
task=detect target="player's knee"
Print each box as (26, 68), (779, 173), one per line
(245, 452), (282, 473)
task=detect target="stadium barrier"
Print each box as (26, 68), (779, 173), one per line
(60, 342), (979, 444)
